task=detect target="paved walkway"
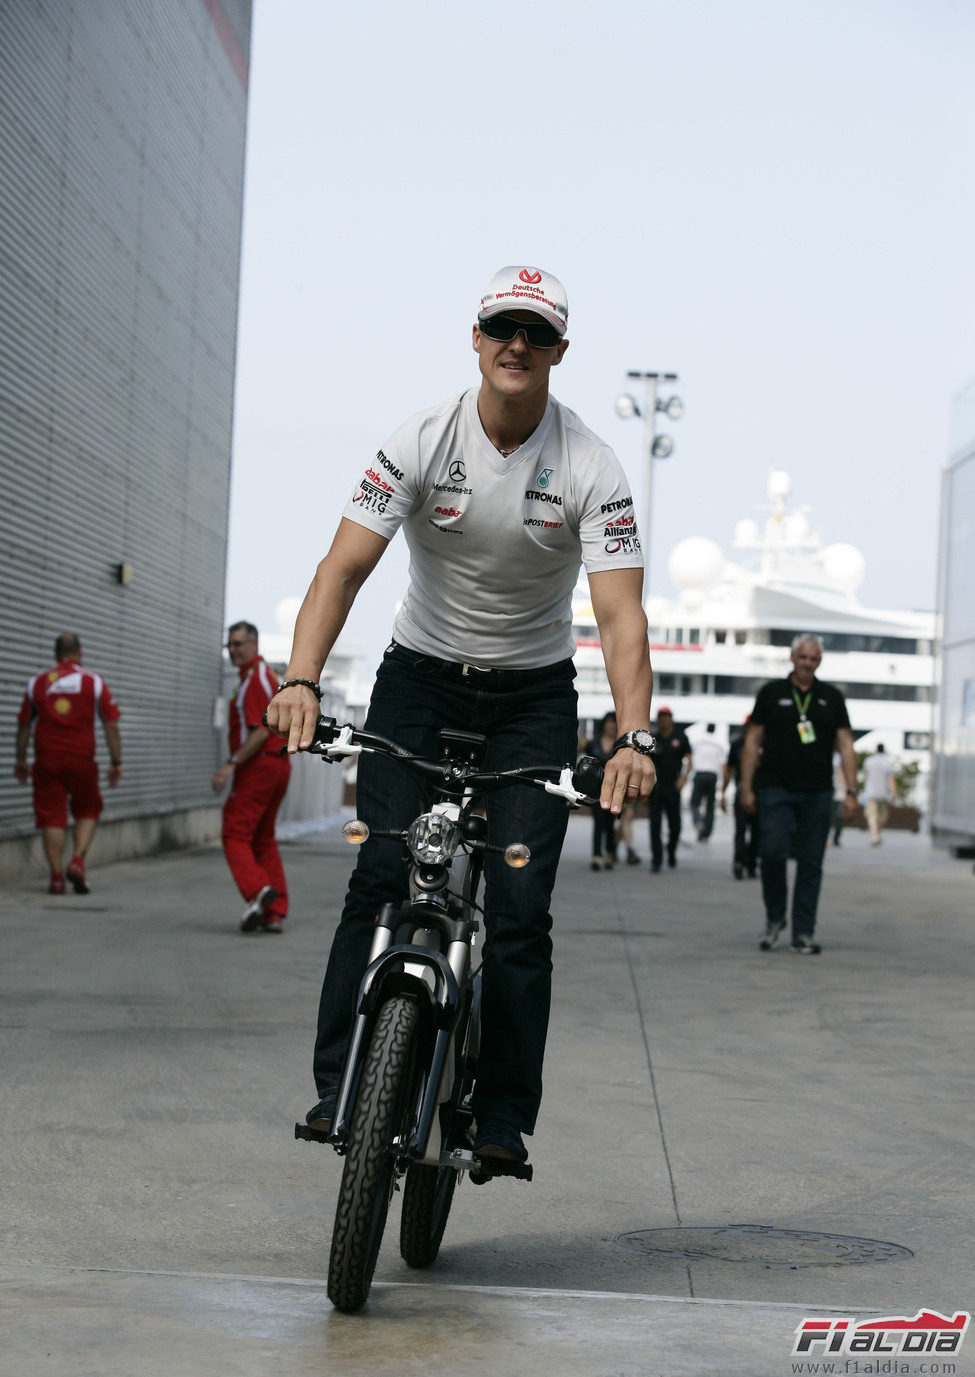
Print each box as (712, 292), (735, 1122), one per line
(2, 813), (973, 1376)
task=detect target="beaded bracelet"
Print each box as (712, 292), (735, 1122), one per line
(278, 677), (323, 701)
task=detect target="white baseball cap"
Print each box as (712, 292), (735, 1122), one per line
(477, 266), (569, 336)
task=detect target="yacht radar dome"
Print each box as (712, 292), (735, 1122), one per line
(768, 469), (791, 503)
(668, 536), (725, 598)
(820, 542), (866, 595)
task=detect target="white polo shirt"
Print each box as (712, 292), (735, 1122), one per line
(342, 387), (644, 668)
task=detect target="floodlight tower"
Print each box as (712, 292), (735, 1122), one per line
(614, 372), (683, 596)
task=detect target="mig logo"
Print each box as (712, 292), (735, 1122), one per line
(792, 1310), (970, 1360)
(536, 468), (555, 488)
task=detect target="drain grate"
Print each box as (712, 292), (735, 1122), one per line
(616, 1225), (914, 1269)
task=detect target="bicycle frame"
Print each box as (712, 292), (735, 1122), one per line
(294, 716), (604, 1181)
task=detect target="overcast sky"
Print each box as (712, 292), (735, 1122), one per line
(226, 0), (975, 668)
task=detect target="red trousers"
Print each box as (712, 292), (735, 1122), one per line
(221, 754), (290, 916)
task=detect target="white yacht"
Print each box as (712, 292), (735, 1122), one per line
(573, 469), (936, 797)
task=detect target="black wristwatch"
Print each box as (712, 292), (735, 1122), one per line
(611, 730), (656, 757)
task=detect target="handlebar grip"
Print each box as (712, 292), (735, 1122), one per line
(312, 715), (339, 745)
(572, 755), (605, 797)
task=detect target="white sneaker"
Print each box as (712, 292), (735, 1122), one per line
(240, 884), (278, 932)
(759, 921), (785, 951)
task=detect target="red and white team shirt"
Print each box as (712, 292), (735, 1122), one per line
(230, 656), (283, 757)
(18, 659), (121, 760)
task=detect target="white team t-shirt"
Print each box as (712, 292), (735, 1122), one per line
(862, 753), (896, 800)
(342, 387), (643, 668)
(692, 735), (727, 774)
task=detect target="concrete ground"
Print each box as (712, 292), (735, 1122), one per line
(2, 809), (974, 1377)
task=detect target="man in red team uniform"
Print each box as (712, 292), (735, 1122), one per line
(211, 622), (291, 933)
(15, 632), (122, 894)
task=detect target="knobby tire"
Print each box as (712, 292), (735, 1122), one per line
(327, 994), (420, 1312)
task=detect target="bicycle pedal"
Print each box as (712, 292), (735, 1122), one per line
(294, 1122), (331, 1144)
(469, 1156), (533, 1185)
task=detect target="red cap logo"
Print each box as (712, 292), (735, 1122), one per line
(519, 269), (542, 285)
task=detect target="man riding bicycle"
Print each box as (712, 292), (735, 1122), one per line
(266, 265), (656, 1166)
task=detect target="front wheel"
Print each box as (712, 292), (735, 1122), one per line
(327, 995), (420, 1312)
(400, 1160), (457, 1268)
(400, 976), (477, 1269)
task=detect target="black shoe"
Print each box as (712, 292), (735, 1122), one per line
(66, 857), (89, 894)
(759, 921), (785, 951)
(626, 849), (640, 865)
(473, 1120), (528, 1164)
(733, 863), (743, 879)
(667, 853), (677, 869)
(591, 860), (601, 871)
(792, 936), (822, 955)
(650, 862), (661, 873)
(306, 1089), (337, 1133)
(747, 868), (757, 878)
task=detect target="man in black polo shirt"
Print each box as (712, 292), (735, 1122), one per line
(739, 634), (858, 954)
(648, 706), (692, 872)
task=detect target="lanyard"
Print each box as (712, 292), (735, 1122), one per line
(792, 687), (812, 720)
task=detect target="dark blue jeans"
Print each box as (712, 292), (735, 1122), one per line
(733, 799), (759, 871)
(690, 772), (718, 838)
(313, 643), (579, 1138)
(757, 786), (833, 939)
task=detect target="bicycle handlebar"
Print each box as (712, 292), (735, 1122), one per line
(305, 715), (604, 808)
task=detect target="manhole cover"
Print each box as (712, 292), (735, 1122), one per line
(616, 1225), (913, 1269)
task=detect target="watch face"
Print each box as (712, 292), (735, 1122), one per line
(634, 731), (654, 750)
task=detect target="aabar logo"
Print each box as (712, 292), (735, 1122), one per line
(519, 269), (542, 285)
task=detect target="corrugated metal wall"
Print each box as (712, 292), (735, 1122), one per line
(0, 0), (251, 842)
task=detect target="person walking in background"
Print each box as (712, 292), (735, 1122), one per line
(585, 711), (621, 870)
(690, 723), (726, 841)
(615, 793), (641, 866)
(14, 632), (122, 895)
(829, 750), (847, 846)
(739, 633), (858, 955)
(721, 721), (758, 879)
(862, 743), (897, 846)
(648, 707), (692, 872)
(211, 622), (291, 933)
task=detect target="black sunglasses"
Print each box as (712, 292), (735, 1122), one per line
(478, 313), (563, 349)
(226, 639), (252, 649)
